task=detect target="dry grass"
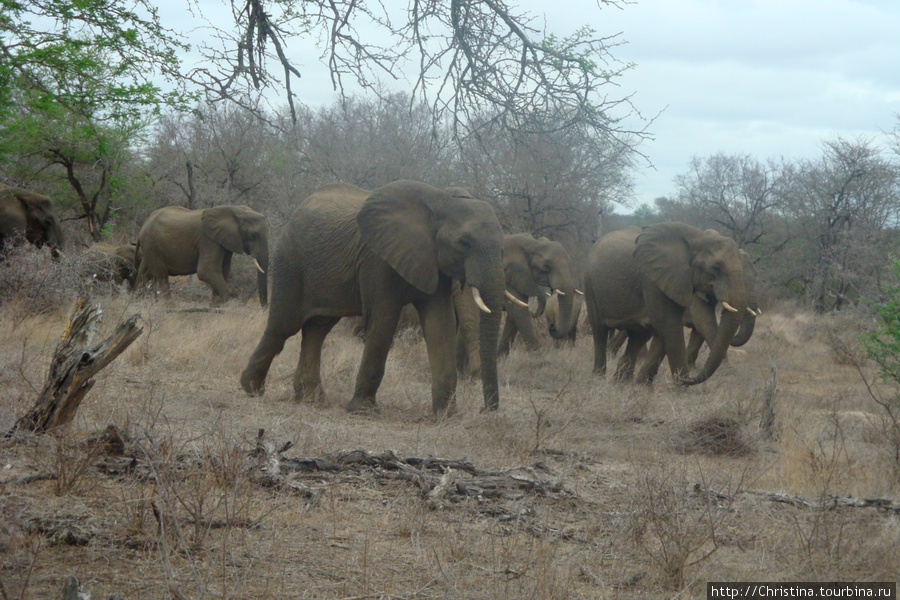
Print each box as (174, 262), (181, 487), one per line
(1, 283), (899, 598)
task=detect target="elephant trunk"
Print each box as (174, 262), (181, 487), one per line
(686, 302), (743, 385)
(548, 277), (577, 340)
(531, 289), (548, 318)
(731, 309), (756, 347)
(467, 251), (505, 411)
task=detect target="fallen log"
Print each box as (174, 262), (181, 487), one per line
(250, 429), (570, 507)
(8, 297), (143, 436)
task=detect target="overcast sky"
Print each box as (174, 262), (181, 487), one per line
(169, 0), (900, 208)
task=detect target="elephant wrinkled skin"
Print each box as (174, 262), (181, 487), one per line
(240, 181), (507, 415)
(584, 223), (748, 385)
(455, 234), (578, 375)
(135, 205), (269, 306)
(0, 185), (64, 254)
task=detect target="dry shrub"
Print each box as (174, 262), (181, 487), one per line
(0, 244), (85, 317)
(674, 415), (754, 457)
(624, 460), (742, 591)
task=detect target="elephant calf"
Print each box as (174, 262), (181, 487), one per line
(84, 242), (137, 287)
(135, 205), (269, 306)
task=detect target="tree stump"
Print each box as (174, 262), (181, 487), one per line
(8, 296), (143, 436)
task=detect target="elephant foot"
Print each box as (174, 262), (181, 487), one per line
(346, 395), (379, 415)
(240, 371), (265, 396)
(295, 385), (327, 405)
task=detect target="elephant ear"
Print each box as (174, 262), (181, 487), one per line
(634, 223), (694, 307)
(357, 183), (440, 294)
(202, 206), (244, 254)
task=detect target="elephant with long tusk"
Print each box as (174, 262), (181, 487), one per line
(585, 224), (749, 385)
(241, 181), (508, 416)
(454, 233), (580, 376)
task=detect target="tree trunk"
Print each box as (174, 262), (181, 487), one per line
(8, 297), (143, 436)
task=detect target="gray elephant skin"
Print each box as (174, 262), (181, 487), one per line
(607, 250), (759, 369)
(135, 205), (269, 306)
(85, 242), (137, 287)
(240, 181), (507, 415)
(0, 185), (64, 254)
(584, 223), (749, 385)
(544, 290), (583, 346)
(455, 233), (578, 375)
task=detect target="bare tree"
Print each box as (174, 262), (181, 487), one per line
(670, 153), (790, 249)
(783, 136), (900, 311)
(186, 0), (651, 152)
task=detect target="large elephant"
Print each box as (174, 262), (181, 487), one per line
(0, 185), (64, 254)
(455, 233), (579, 375)
(135, 205), (269, 306)
(240, 181), (507, 415)
(608, 250), (762, 382)
(84, 242), (137, 287)
(584, 223), (748, 385)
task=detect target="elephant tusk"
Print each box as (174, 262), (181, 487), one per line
(505, 291), (528, 308)
(553, 289), (566, 296)
(575, 289), (585, 296)
(472, 287), (491, 314)
(722, 301), (739, 313)
(746, 307), (758, 317)
(253, 258), (265, 274)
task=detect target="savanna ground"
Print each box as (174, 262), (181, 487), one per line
(1, 253), (900, 599)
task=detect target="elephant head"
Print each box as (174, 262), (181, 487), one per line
(0, 186), (64, 253)
(503, 234), (578, 340)
(358, 182), (506, 411)
(634, 222), (747, 385)
(201, 205), (269, 306)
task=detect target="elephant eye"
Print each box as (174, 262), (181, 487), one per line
(458, 236), (472, 249)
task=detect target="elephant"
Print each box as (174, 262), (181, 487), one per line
(608, 250), (762, 380)
(544, 289), (583, 346)
(0, 185), (64, 255)
(135, 205), (269, 306)
(84, 242), (137, 287)
(240, 180), (508, 415)
(584, 223), (749, 385)
(455, 233), (579, 375)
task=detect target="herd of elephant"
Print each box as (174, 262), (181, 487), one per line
(1, 180), (759, 417)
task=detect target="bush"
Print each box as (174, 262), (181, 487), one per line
(0, 244), (84, 317)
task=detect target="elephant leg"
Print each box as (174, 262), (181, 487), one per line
(498, 314), (518, 355)
(346, 306), (402, 413)
(417, 297), (458, 416)
(636, 336), (666, 384)
(222, 251), (233, 281)
(241, 329), (290, 396)
(293, 316), (340, 403)
(506, 303), (540, 351)
(615, 330), (651, 381)
(686, 328), (704, 368)
(592, 324), (610, 375)
(646, 291), (690, 381)
(197, 248), (231, 303)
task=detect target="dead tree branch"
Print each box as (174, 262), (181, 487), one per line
(8, 297), (143, 436)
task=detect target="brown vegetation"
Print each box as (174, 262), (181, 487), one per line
(1, 285), (899, 598)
